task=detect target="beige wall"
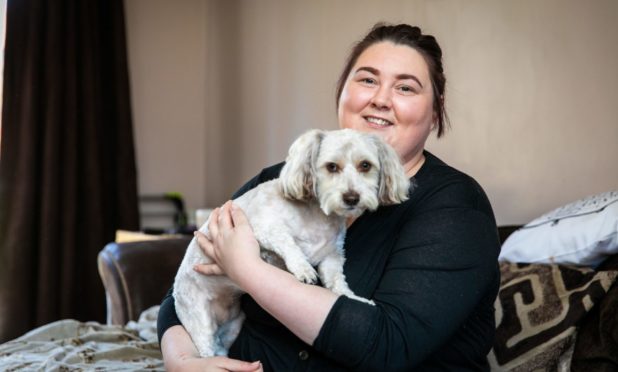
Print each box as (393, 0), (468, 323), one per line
(124, 0), (208, 218)
(125, 0), (618, 225)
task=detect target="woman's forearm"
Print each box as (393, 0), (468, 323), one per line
(236, 260), (339, 345)
(160, 325), (264, 371)
(160, 325), (200, 368)
(160, 325), (200, 370)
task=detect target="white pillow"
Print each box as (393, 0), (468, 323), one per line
(499, 191), (618, 267)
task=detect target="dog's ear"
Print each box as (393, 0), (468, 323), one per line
(371, 136), (411, 204)
(279, 129), (325, 201)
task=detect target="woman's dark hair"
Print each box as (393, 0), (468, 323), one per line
(336, 23), (449, 137)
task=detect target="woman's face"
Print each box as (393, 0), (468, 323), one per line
(338, 41), (436, 175)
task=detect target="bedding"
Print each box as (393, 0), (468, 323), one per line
(0, 306), (163, 371)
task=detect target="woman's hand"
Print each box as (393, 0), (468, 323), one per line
(170, 355), (262, 372)
(193, 201), (262, 286)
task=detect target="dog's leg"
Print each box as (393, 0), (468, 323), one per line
(174, 238), (221, 357)
(318, 251), (375, 305)
(176, 290), (220, 357)
(254, 227), (318, 284)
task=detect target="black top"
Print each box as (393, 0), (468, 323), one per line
(158, 151), (501, 371)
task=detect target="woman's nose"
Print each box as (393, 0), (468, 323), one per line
(370, 86), (392, 110)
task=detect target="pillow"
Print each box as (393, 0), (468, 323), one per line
(488, 262), (618, 371)
(499, 191), (618, 267)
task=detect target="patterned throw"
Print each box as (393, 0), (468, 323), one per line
(0, 306), (163, 371)
(489, 263), (618, 371)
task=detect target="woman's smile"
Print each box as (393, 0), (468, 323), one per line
(363, 115), (393, 128)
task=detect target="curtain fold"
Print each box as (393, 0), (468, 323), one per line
(0, 0), (139, 342)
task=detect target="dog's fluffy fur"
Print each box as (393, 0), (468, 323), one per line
(173, 129), (410, 357)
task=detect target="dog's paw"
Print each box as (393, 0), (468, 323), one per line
(286, 260), (318, 284)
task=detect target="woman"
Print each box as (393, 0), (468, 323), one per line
(158, 23), (501, 371)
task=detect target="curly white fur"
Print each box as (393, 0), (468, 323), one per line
(173, 129), (410, 357)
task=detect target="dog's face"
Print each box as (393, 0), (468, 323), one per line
(279, 129), (410, 217)
(313, 132), (382, 217)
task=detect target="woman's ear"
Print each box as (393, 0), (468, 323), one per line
(371, 136), (411, 205)
(279, 129), (325, 201)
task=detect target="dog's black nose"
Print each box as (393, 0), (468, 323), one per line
(343, 191), (360, 206)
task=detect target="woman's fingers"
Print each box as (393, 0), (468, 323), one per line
(195, 230), (215, 258)
(208, 202), (234, 239)
(208, 207), (221, 238)
(193, 263), (224, 276)
(213, 357), (262, 372)
(219, 200), (235, 230)
(230, 203), (249, 227)
(195, 201), (260, 283)
(193, 231), (225, 276)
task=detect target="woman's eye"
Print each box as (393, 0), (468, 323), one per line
(398, 85), (415, 93)
(326, 163), (340, 173)
(358, 161), (372, 172)
(360, 78), (376, 85)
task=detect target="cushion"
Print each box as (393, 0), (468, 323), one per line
(488, 262), (618, 371)
(499, 191), (618, 267)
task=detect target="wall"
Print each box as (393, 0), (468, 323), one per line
(124, 0), (208, 220)
(125, 0), (618, 225)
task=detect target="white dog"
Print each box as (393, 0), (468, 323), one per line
(173, 128), (410, 357)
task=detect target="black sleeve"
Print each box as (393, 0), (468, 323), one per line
(156, 288), (179, 342)
(156, 163), (285, 344)
(313, 179), (500, 370)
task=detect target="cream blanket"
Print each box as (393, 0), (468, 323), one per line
(0, 306), (163, 371)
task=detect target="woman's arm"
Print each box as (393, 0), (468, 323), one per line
(195, 201), (340, 345)
(160, 325), (263, 372)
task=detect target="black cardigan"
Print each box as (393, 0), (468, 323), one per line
(158, 151), (501, 371)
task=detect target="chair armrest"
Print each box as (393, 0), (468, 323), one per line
(97, 237), (191, 325)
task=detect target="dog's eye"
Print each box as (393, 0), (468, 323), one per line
(326, 162), (340, 173)
(358, 161), (372, 172)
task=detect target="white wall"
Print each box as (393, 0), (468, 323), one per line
(125, 0), (618, 225)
